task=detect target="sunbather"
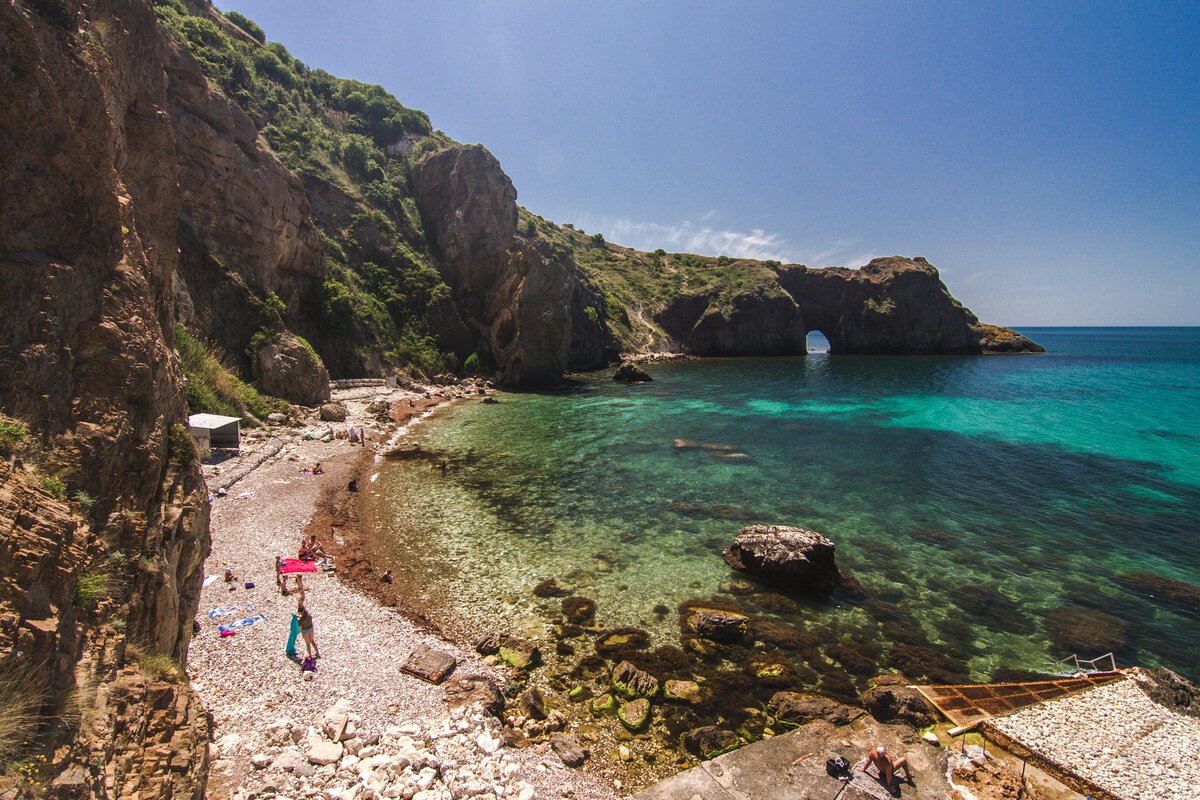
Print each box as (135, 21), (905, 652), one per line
(862, 746), (910, 793)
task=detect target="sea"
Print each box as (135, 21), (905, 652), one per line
(367, 328), (1200, 689)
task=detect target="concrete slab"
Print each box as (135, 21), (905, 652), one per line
(634, 718), (951, 800)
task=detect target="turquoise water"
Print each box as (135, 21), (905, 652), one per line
(372, 328), (1200, 692)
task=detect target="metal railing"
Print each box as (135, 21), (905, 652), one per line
(1050, 652), (1117, 675)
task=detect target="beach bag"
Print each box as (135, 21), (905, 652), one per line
(301, 655), (317, 672)
(826, 756), (850, 777)
(285, 614), (300, 657)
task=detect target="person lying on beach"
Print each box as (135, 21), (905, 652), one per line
(862, 746), (910, 793)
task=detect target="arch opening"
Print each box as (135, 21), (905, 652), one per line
(806, 330), (831, 354)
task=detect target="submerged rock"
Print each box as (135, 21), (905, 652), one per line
(1114, 572), (1200, 615)
(723, 524), (840, 593)
(497, 636), (541, 670)
(562, 595), (596, 624)
(887, 644), (971, 685)
(613, 361), (653, 383)
(595, 627), (651, 656)
(663, 679), (701, 704)
(617, 698), (650, 731)
(1044, 607), (1128, 655)
(532, 578), (571, 597)
(682, 726), (739, 759)
(612, 660), (659, 700)
(517, 687), (547, 720)
(685, 606), (749, 642)
(590, 693), (616, 714)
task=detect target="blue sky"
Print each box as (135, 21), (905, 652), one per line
(218, 1), (1199, 325)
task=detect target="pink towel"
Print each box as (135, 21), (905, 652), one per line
(278, 558), (318, 574)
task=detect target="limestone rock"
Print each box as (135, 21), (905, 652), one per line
(723, 524), (840, 592)
(251, 332), (331, 406)
(444, 674), (505, 718)
(497, 636), (540, 670)
(319, 402), (349, 422)
(400, 645), (457, 684)
(613, 361), (652, 383)
(517, 687), (547, 720)
(308, 739), (343, 765)
(617, 698), (650, 731)
(549, 733), (587, 768)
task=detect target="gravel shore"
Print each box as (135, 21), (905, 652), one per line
(188, 385), (620, 800)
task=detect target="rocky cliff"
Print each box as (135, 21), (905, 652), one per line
(1, 0), (209, 794)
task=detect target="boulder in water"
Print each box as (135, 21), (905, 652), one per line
(617, 697), (650, 731)
(685, 607), (749, 642)
(562, 595), (596, 624)
(767, 691), (864, 728)
(682, 726), (739, 759)
(612, 660), (659, 699)
(723, 524), (840, 593)
(613, 361), (653, 383)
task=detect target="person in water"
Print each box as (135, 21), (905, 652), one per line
(862, 746), (910, 793)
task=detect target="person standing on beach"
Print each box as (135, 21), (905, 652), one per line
(297, 601), (319, 659)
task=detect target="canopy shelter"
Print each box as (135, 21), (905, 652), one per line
(188, 413), (241, 456)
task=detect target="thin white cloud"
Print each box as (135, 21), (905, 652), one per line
(572, 214), (880, 268)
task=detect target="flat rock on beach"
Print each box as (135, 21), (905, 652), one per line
(188, 384), (618, 800)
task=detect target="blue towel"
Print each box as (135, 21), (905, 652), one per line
(285, 614), (300, 657)
(218, 613), (267, 634)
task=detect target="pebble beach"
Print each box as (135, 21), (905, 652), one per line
(188, 383), (620, 800)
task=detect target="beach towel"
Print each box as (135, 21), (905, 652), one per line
(202, 575), (219, 589)
(207, 604), (253, 620)
(277, 558), (319, 575)
(285, 614), (300, 657)
(217, 613), (267, 634)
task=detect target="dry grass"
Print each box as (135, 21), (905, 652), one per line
(0, 658), (45, 765)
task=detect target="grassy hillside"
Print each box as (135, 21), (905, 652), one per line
(520, 210), (787, 352)
(155, 0), (454, 374)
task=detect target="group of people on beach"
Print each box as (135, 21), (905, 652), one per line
(275, 534), (332, 666)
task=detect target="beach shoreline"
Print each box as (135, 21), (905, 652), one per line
(188, 381), (621, 800)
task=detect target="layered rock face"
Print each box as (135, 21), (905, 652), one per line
(0, 0), (209, 793)
(411, 144), (614, 384)
(251, 332), (332, 406)
(655, 257), (1041, 357)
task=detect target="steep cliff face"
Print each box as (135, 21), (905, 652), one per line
(778, 256), (1043, 354)
(411, 144), (615, 384)
(0, 0), (209, 794)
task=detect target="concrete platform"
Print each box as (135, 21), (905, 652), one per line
(633, 718), (951, 800)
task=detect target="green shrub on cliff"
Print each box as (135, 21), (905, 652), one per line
(73, 569), (110, 611)
(175, 326), (285, 421)
(155, 3), (455, 376)
(0, 419), (27, 458)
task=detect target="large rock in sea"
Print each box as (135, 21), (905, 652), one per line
(613, 361), (653, 383)
(723, 524), (840, 592)
(250, 331), (331, 407)
(859, 674), (938, 728)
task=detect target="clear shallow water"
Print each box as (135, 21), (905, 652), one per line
(372, 328), (1200, 688)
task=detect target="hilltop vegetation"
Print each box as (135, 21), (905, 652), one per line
(155, 0), (455, 375)
(520, 210), (787, 352)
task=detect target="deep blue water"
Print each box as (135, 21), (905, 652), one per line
(372, 328), (1200, 685)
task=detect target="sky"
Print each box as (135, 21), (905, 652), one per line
(217, 1), (1199, 325)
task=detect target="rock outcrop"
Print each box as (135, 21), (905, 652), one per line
(1, 0), (210, 792)
(251, 332), (332, 406)
(723, 525), (841, 592)
(613, 361), (653, 383)
(410, 144), (615, 384)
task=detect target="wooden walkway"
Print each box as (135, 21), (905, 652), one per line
(912, 672), (1125, 732)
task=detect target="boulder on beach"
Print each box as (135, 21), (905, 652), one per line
(319, 401), (348, 422)
(444, 674), (505, 718)
(723, 524), (840, 593)
(613, 361), (653, 383)
(767, 691), (864, 728)
(550, 733), (588, 768)
(517, 687), (548, 720)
